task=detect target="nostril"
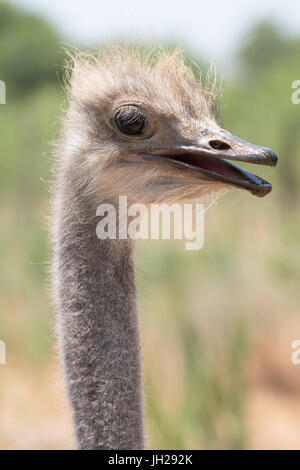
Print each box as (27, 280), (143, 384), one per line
(209, 140), (231, 151)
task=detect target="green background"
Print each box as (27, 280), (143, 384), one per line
(0, 1), (300, 449)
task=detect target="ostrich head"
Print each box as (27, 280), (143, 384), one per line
(61, 47), (277, 207)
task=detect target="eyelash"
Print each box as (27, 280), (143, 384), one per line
(114, 107), (147, 136)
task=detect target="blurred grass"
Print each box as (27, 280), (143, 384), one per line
(0, 84), (63, 364)
(1, 2), (300, 450)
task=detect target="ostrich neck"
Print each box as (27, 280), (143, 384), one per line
(54, 175), (144, 450)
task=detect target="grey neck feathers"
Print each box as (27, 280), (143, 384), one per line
(53, 172), (144, 450)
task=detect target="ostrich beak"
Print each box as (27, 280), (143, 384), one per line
(139, 128), (278, 197)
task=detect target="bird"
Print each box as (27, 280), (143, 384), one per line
(51, 46), (277, 450)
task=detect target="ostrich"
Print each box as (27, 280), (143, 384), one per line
(51, 47), (277, 450)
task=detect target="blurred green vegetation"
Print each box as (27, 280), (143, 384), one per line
(0, 1), (300, 450)
(0, 2), (63, 97)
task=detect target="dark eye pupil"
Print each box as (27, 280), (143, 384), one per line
(114, 107), (146, 135)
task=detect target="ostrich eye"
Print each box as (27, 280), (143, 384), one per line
(114, 106), (147, 136)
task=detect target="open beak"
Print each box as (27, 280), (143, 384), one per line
(137, 128), (278, 197)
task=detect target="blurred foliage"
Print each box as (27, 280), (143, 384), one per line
(0, 1), (300, 450)
(0, 2), (63, 98)
(239, 22), (290, 78)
